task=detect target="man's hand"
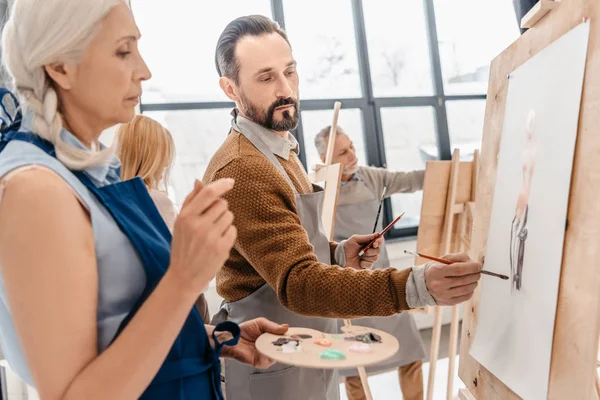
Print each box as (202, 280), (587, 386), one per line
(424, 253), (482, 306)
(221, 318), (289, 369)
(344, 233), (384, 270)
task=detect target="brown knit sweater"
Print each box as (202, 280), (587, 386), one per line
(203, 130), (412, 318)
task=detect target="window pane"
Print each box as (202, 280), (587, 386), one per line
(143, 109), (233, 208)
(300, 109), (366, 172)
(381, 107), (438, 229)
(363, 0), (434, 97)
(435, 0), (519, 95)
(132, 0), (272, 103)
(447, 100), (486, 159)
(282, 0), (362, 99)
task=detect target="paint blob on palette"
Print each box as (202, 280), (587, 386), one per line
(256, 325), (399, 369)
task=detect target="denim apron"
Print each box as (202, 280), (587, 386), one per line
(0, 130), (240, 399)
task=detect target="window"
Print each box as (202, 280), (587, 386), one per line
(446, 100), (486, 159)
(380, 107), (437, 230)
(132, 0), (272, 104)
(363, 0), (434, 97)
(434, 0), (519, 95)
(282, 0), (362, 99)
(135, 0), (521, 239)
(300, 108), (366, 171)
(143, 109), (233, 208)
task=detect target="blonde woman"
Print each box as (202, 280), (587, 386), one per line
(117, 115), (210, 323)
(117, 115), (177, 229)
(0, 1), (286, 399)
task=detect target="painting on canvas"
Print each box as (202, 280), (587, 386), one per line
(469, 22), (590, 400)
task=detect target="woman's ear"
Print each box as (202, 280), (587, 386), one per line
(44, 62), (75, 91)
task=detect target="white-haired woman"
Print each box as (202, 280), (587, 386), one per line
(0, 1), (286, 399)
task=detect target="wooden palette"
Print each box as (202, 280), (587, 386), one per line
(255, 325), (400, 370)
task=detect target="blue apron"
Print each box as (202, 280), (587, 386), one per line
(0, 130), (240, 399)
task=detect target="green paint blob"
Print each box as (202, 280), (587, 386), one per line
(319, 349), (346, 360)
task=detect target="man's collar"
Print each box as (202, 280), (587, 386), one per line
(340, 171), (362, 186)
(231, 108), (299, 160)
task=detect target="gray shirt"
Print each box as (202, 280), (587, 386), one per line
(338, 166), (437, 308)
(339, 166), (425, 205)
(0, 120), (146, 385)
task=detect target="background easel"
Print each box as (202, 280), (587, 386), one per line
(311, 101), (343, 241)
(310, 101), (374, 399)
(458, 0), (600, 398)
(414, 149), (479, 400)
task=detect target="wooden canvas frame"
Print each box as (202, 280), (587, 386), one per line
(459, 1), (600, 398)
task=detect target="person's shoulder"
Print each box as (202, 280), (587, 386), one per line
(203, 129), (266, 182)
(205, 131), (282, 180)
(0, 140), (92, 211)
(1, 166), (88, 218)
(357, 165), (382, 174)
(357, 165), (387, 181)
(148, 189), (174, 208)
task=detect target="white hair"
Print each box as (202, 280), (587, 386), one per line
(1, 0), (121, 170)
(314, 125), (345, 156)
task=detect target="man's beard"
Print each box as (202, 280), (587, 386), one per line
(240, 93), (300, 132)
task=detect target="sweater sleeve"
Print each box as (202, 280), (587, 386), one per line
(212, 157), (412, 318)
(359, 166), (425, 198)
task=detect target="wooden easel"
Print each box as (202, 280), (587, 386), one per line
(596, 339), (600, 397)
(444, 150), (478, 400)
(311, 101), (343, 241)
(310, 102), (374, 399)
(458, 0), (600, 399)
(416, 149), (479, 400)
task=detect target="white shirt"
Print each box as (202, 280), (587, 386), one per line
(148, 189), (178, 231)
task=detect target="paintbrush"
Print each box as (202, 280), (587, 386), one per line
(403, 250), (509, 280)
(358, 212), (405, 257)
(372, 185), (387, 233)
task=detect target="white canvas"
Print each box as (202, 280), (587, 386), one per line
(469, 22), (590, 400)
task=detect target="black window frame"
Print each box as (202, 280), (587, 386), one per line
(138, 0), (487, 240)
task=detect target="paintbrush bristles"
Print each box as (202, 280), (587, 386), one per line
(372, 185), (388, 233)
(380, 185), (387, 200)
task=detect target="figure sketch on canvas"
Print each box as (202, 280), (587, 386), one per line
(510, 110), (537, 292)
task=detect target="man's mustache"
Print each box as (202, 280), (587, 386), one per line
(269, 97), (298, 113)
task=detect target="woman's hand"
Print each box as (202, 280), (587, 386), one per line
(168, 179), (237, 294)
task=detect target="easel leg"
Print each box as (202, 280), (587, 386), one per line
(447, 211), (469, 399)
(446, 305), (460, 399)
(343, 319), (373, 400)
(427, 306), (443, 400)
(357, 366), (373, 400)
(458, 388), (477, 400)
(428, 149), (461, 400)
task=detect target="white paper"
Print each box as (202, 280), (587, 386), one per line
(469, 22), (590, 400)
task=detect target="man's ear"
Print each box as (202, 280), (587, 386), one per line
(219, 76), (241, 104)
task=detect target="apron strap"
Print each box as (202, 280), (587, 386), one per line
(0, 130), (55, 155)
(211, 321), (241, 352)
